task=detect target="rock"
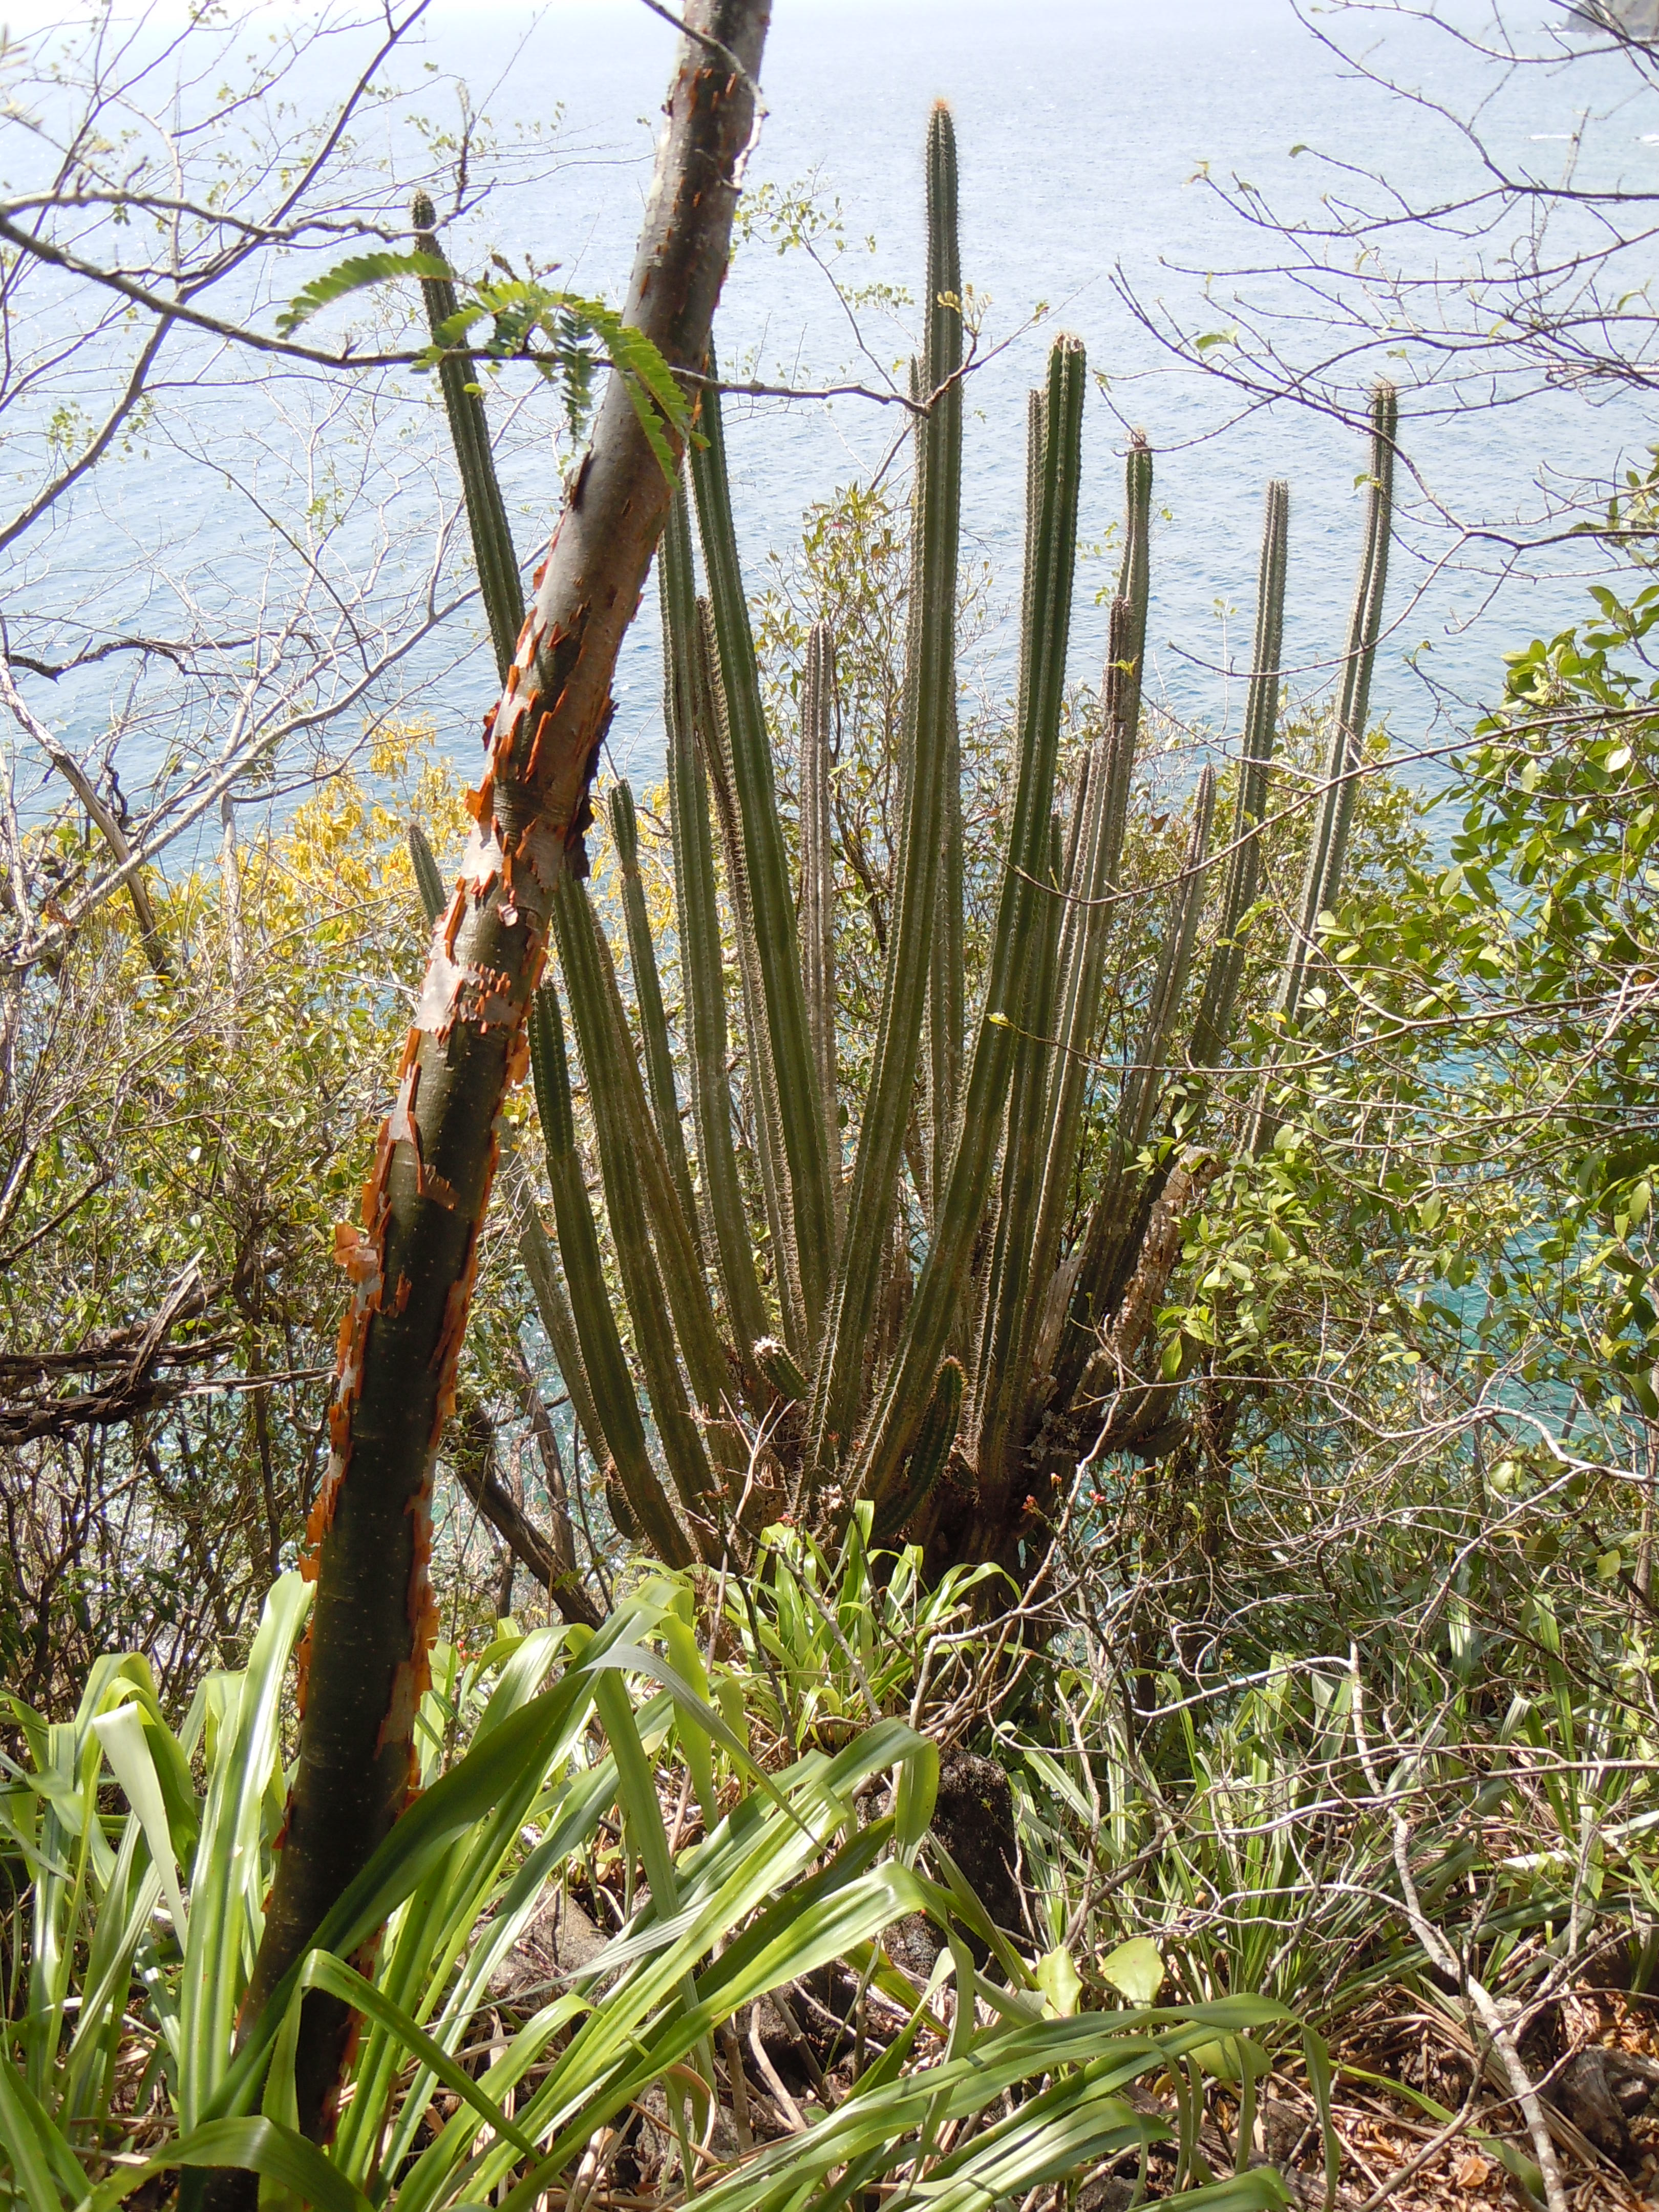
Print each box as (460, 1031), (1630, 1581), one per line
(874, 1749), (1025, 1983)
(1254, 2096), (1307, 2165)
(1075, 2176), (1138, 2212)
(1603, 2045), (1659, 2117)
(883, 1910), (945, 1980)
(932, 1750), (1023, 1934)
(1552, 2048), (1632, 2162)
(485, 1884), (608, 2004)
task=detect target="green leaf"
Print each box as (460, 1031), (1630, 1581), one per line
(93, 1701), (188, 1944)
(622, 366), (680, 484)
(0, 2049), (82, 2212)
(1035, 1943), (1082, 2018)
(211, 1601), (661, 2128)
(82, 2119), (372, 2212)
(276, 251), (452, 337)
(180, 1572), (311, 2130)
(1099, 1936), (1164, 2005)
(298, 1952), (545, 2162)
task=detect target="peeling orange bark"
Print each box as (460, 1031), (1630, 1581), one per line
(220, 0), (772, 2173)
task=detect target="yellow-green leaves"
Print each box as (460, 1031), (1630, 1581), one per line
(1099, 1935), (1165, 2006)
(1036, 1942), (1082, 2017)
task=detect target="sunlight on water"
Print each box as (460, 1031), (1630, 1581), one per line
(28, 0), (1659, 825)
(416, 0), (1659, 791)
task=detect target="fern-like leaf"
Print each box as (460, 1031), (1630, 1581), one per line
(423, 281), (689, 476)
(276, 250), (451, 337)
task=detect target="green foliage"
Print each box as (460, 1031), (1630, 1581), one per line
(279, 245), (691, 474)
(427, 281), (691, 476)
(0, 1575), (1324, 2212)
(718, 1504), (1001, 1756)
(1009, 1477), (1659, 2053)
(275, 252), (454, 336)
(1181, 463), (1659, 1471)
(0, 732), (594, 1705)
(0, 734), (455, 1703)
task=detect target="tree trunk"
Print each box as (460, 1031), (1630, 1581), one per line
(229, 0), (769, 2154)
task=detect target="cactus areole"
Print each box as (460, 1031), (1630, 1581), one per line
(234, 0), (772, 2150)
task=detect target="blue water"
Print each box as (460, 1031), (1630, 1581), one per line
(473, 0), (1656, 794)
(16, 0), (1657, 827)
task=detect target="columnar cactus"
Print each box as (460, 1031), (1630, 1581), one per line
(1253, 387), (1395, 1155)
(416, 108), (1397, 1582)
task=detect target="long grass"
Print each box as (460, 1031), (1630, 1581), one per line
(0, 1554), (1326, 2212)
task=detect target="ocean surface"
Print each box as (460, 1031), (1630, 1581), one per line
(19, 0), (1659, 821)
(471, 0), (1659, 797)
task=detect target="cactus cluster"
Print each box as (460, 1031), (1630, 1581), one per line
(411, 107), (1396, 1577)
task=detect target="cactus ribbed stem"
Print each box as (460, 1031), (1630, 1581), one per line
(973, 812), (1065, 1512)
(410, 193), (525, 682)
(1118, 764), (1218, 1159)
(929, 698), (965, 1203)
(1190, 478), (1289, 1071)
(555, 875), (733, 1421)
(611, 778), (699, 1232)
(1253, 385), (1395, 1155)
(872, 1357), (963, 1544)
(529, 983), (691, 1568)
(924, 121), (967, 1207)
(696, 598), (807, 1355)
(855, 335), (1087, 1511)
(753, 1334), (810, 1405)
(513, 1196), (607, 1482)
(1055, 767), (1219, 1398)
(662, 486), (771, 1362)
(810, 103), (963, 1472)
(1025, 594), (1138, 1401)
(800, 621), (840, 1201)
(1117, 432), (1153, 751)
(1042, 430), (1146, 1109)
(691, 372), (836, 1336)
(552, 876), (724, 1554)
(408, 820), (447, 927)
(1314, 384), (1397, 940)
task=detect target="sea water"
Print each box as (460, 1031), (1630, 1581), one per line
(17, 0), (1658, 825)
